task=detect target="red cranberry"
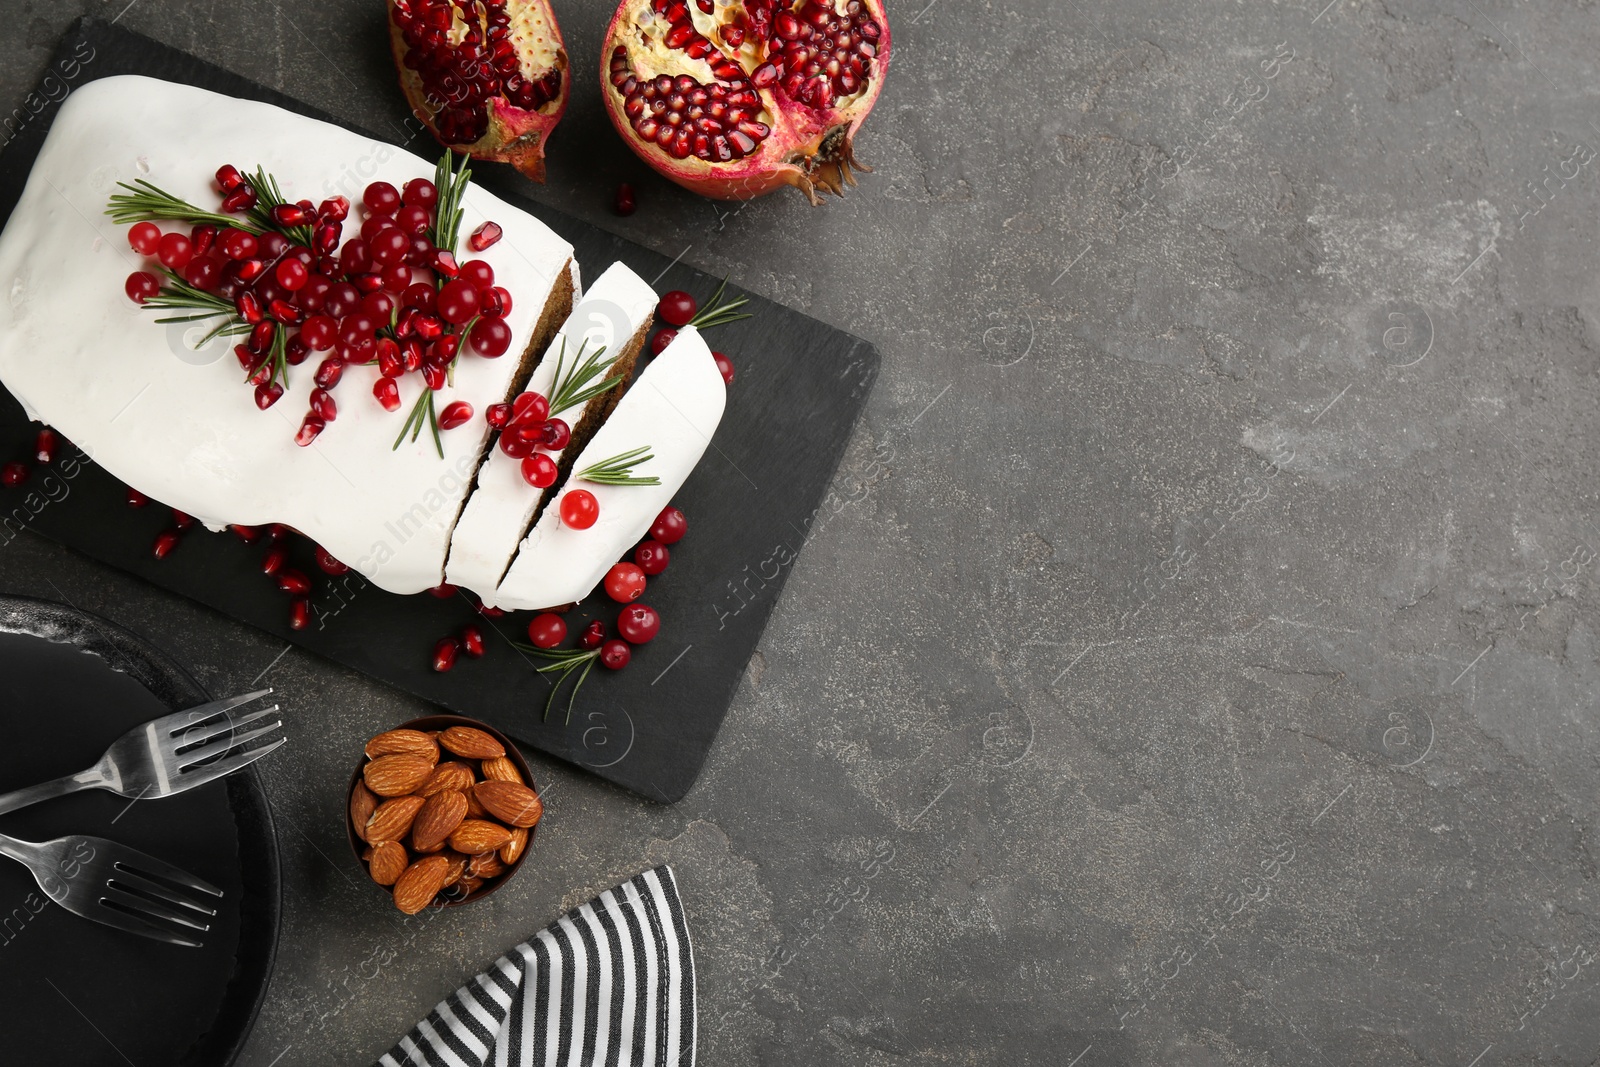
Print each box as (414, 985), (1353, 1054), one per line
(657, 291), (696, 327)
(599, 639), (631, 670)
(381, 264), (412, 292)
(231, 525), (259, 543)
(400, 282), (437, 312)
(431, 636), (459, 672)
(183, 257), (221, 291)
(539, 418), (571, 451)
(152, 529), (181, 559)
(128, 221), (162, 255)
(635, 539), (670, 575)
(325, 282), (361, 318)
(1, 461), (28, 487)
(520, 453), (558, 488)
(426, 583), (456, 600)
(370, 226), (409, 267)
(436, 280), (480, 324)
(315, 544), (348, 575)
(560, 489), (599, 530)
(155, 232), (192, 270)
(616, 603), (661, 644)
(527, 613), (566, 649)
(460, 625), (486, 658)
(402, 178), (437, 209)
(395, 204), (431, 236)
(578, 620), (606, 650)
(511, 392), (549, 425)
(439, 401), (474, 429)
(275, 258), (308, 291)
(713, 351), (735, 384)
(650, 506), (687, 544)
(604, 562), (647, 602)
(125, 271), (160, 304)
(258, 232), (289, 261)
(651, 328), (677, 355)
(460, 260), (495, 291)
(470, 317), (512, 357)
(362, 290), (396, 321)
(364, 181), (402, 216)
(614, 183), (636, 216)
(498, 425), (537, 458)
(171, 509), (195, 531)
(301, 315), (336, 351)
(221, 229), (257, 260)
(491, 287), (513, 316)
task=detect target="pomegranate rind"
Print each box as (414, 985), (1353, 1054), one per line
(599, 0), (891, 205)
(386, 0), (571, 184)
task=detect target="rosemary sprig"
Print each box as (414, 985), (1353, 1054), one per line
(145, 269), (250, 347)
(243, 166), (314, 246)
(576, 446), (659, 486)
(511, 642), (599, 723)
(546, 337), (620, 415)
(106, 179), (255, 231)
(244, 325), (290, 390)
(689, 277), (752, 330)
(430, 151), (472, 256)
(392, 387), (445, 458)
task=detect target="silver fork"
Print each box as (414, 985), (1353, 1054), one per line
(0, 830), (222, 946)
(0, 689), (284, 817)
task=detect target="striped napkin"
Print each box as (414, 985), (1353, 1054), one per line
(377, 866), (696, 1067)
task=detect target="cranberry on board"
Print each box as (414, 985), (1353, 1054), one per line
(124, 271), (161, 304)
(616, 603), (660, 644)
(560, 489), (599, 530)
(657, 290), (696, 327)
(527, 613), (567, 649)
(650, 505), (687, 544)
(712, 351), (735, 385)
(599, 639), (631, 670)
(604, 563), (647, 603)
(521, 453), (558, 489)
(635, 539), (670, 575)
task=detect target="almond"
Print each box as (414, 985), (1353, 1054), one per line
(449, 818), (512, 854)
(464, 789), (488, 819)
(479, 756), (522, 784)
(500, 827), (528, 865)
(364, 729), (440, 762)
(411, 790), (468, 852)
(418, 760), (476, 797)
(474, 780), (544, 828)
(349, 782), (378, 842)
(439, 725), (505, 760)
(393, 854), (451, 914)
(455, 874), (485, 895)
(365, 795), (426, 844)
(441, 849), (469, 885)
(363, 753), (434, 797)
(368, 841), (408, 886)
(467, 851), (505, 878)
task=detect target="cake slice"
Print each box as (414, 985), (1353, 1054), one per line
(0, 76), (575, 596)
(491, 325), (726, 611)
(443, 261), (656, 595)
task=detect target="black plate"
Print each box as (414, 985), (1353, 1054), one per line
(0, 594), (280, 1066)
(0, 19), (879, 802)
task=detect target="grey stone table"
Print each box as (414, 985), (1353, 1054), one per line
(4, 0), (1600, 1063)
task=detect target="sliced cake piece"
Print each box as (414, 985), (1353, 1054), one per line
(491, 325), (726, 611)
(0, 75), (575, 597)
(443, 261), (656, 594)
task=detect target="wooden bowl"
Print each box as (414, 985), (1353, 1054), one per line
(345, 714), (538, 909)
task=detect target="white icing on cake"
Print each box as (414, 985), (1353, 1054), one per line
(444, 261), (656, 595)
(491, 325), (726, 611)
(0, 75), (575, 596)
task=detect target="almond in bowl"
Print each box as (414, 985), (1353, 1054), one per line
(346, 715), (540, 912)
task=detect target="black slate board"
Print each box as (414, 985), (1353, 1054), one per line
(0, 595), (280, 1066)
(0, 19), (878, 803)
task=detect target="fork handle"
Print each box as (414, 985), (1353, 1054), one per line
(0, 772), (102, 818)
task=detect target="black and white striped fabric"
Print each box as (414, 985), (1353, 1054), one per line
(377, 866), (696, 1067)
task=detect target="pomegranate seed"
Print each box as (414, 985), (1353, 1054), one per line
(236, 292), (264, 324)
(126, 487), (149, 508)
(277, 568), (312, 595)
(261, 546), (287, 575)
(651, 327), (678, 355)
(33, 428), (57, 465)
(231, 524), (259, 543)
(423, 363), (447, 390)
(221, 185), (257, 213)
(125, 271), (160, 304)
(289, 598), (311, 631)
(430, 583), (456, 599)
(477, 603), (506, 618)
(560, 489), (599, 529)
(373, 377), (402, 412)
(171, 508), (195, 530)
(295, 415), (326, 447)
(439, 401), (474, 429)
(235, 257), (266, 281)
(152, 529), (181, 559)
(721, 24), (745, 47)
(520, 453), (558, 488)
(269, 299), (303, 325)
(310, 388), (338, 422)
(578, 619), (606, 649)
(713, 350), (735, 384)
(1, 461), (28, 487)
(314, 357), (345, 390)
(314, 544), (349, 575)
(599, 639), (631, 670)
(657, 290), (697, 326)
(248, 320), (277, 354)
(318, 196), (351, 222)
(415, 314), (444, 340)
(264, 523), (290, 542)
(432, 249), (460, 278)
(635, 539), (670, 575)
(128, 221), (162, 255)
(468, 221), (504, 252)
(460, 625), (486, 658)
(432, 637), (459, 673)
(215, 164), (244, 192)
(272, 203), (312, 227)
(528, 613), (567, 649)
(248, 361), (274, 387)
(613, 183), (637, 216)
(255, 382), (284, 409)
(190, 224), (218, 257)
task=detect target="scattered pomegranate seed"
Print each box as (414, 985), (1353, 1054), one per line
(713, 351), (735, 385)
(613, 183), (636, 216)
(1, 462), (28, 488)
(423, 363), (447, 390)
(128, 221), (162, 255)
(309, 388), (338, 422)
(261, 547), (287, 575)
(617, 603), (661, 644)
(231, 524), (259, 543)
(429, 583), (457, 599)
(263, 523), (290, 542)
(477, 602), (506, 618)
(126, 487), (149, 508)
(272, 203), (312, 228)
(33, 428), (58, 465)
(460, 625), (486, 658)
(152, 529), (181, 559)
(221, 185), (257, 213)
(215, 164), (244, 192)
(125, 271), (160, 304)
(520, 453), (558, 488)
(439, 401), (474, 430)
(560, 489), (599, 529)
(579, 620), (606, 650)
(171, 509), (195, 531)
(468, 221), (503, 251)
(651, 328), (678, 355)
(528, 613), (567, 649)
(277, 568), (312, 596)
(432, 637), (460, 672)
(289, 598), (312, 631)
(486, 402), (512, 429)
(650, 506), (687, 544)
(599, 639), (631, 670)
(373, 378), (402, 412)
(605, 562), (647, 602)
(189, 224), (218, 258)
(432, 249), (460, 278)
(635, 539), (670, 575)
(255, 382), (284, 410)
(319, 195), (351, 222)
(295, 415), (325, 447)
(314, 544), (349, 575)
(657, 291), (697, 327)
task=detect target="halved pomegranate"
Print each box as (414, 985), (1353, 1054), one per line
(387, 0), (570, 182)
(601, 0), (890, 204)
